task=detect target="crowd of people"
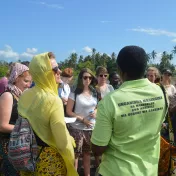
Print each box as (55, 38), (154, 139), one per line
(0, 46), (176, 176)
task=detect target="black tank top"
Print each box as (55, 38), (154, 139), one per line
(9, 93), (18, 125)
(0, 91), (18, 138)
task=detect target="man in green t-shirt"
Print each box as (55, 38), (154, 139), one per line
(91, 46), (167, 176)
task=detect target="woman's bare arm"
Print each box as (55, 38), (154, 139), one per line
(0, 92), (14, 133)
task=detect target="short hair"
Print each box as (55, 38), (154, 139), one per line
(61, 68), (73, 78)
(48, 52), (55, 59)
(162, 68), (172, 76)
(147, 67), (161, 81)
(96, 66), (108, 76)
(109, 71), (119, 79)
(116, 46), (147, 79)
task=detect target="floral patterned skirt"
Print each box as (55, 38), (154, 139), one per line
(20, 147), (67, 176)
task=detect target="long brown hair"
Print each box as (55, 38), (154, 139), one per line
(73, 68), (97, 96)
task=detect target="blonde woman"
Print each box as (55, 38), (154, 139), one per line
(146, 67), (161, 83)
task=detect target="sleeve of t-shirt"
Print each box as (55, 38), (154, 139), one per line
(68, 92), (75, 101)
(91, 99), (112, 146)
(172, 85), (176, 94)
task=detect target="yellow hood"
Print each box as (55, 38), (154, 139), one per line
(29, 52), (58, 95)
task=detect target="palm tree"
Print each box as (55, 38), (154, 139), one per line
(169, 53), (173, 60)
(172, 45), (176, 55)
(92, 48), (96, 69)
(69, 53), (77, 69)
(159, 51), (170, 70)
(151, 50), (157, 63)
(78, 55), (84, 63)
(111, 52), (116, 62)
(146, 53), (151, 63)
(92, 48), (96, 55)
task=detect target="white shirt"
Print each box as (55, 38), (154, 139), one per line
(59, 83), (71, 100)
(68, 92), (98, 130)
(164, 84), (176, 97)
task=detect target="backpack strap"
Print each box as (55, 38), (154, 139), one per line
(157, 84), (170, 123)
(158, 84), (168, 109)
(96, 91), (101, 102)
(158, 84), (174, 144)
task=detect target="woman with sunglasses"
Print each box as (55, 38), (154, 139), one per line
(18, 52), (78, 176)
(161, 68), (176, 97)
(96, 66), (114, 99)
(66, 68), (99, 176)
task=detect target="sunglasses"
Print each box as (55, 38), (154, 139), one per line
(99, 74), (108, 78)
(83, 76), (92, 80)
(163, 73), (172, 76)
(52, 66), (61, 74)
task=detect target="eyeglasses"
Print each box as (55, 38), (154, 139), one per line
(83, 76), (92, 80)
(99, 74), (108, 78)
(52, 66), (61, 74)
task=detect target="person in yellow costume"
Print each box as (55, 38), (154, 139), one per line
(18, 52), (78, 176)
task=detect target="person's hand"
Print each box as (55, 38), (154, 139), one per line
(162, 123), (167, 129)
(83, 118), (93, 127)
(89, 109), (97, 118)
(62, 98), (67, 105)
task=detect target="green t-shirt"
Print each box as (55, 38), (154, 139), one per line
(91, 79), (166, 176)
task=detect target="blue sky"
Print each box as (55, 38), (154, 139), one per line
(0, 0), (176, 64)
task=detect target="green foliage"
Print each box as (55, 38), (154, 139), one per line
(147, 47), (176, 75)
(0, 64), (9, 78)
(58, 46), (176, 78)
(1, 46), (176, 79)
(58, 49), (118, 77)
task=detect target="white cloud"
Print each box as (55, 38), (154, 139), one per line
(130, 27), (176, 37)
(0, 45), (38, 61)
(83, 46), (92, 53)
(20, 48), (38, 60)
(0, 45), (19, 60)
(29, 1), (64, 9)
(130, 27), (176, 43)
(26, 48), (38, 54)
(20, 52), (34, 59)
(172, 39), (176, 43)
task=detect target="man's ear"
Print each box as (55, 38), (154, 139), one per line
(117, 65), (124, 82)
